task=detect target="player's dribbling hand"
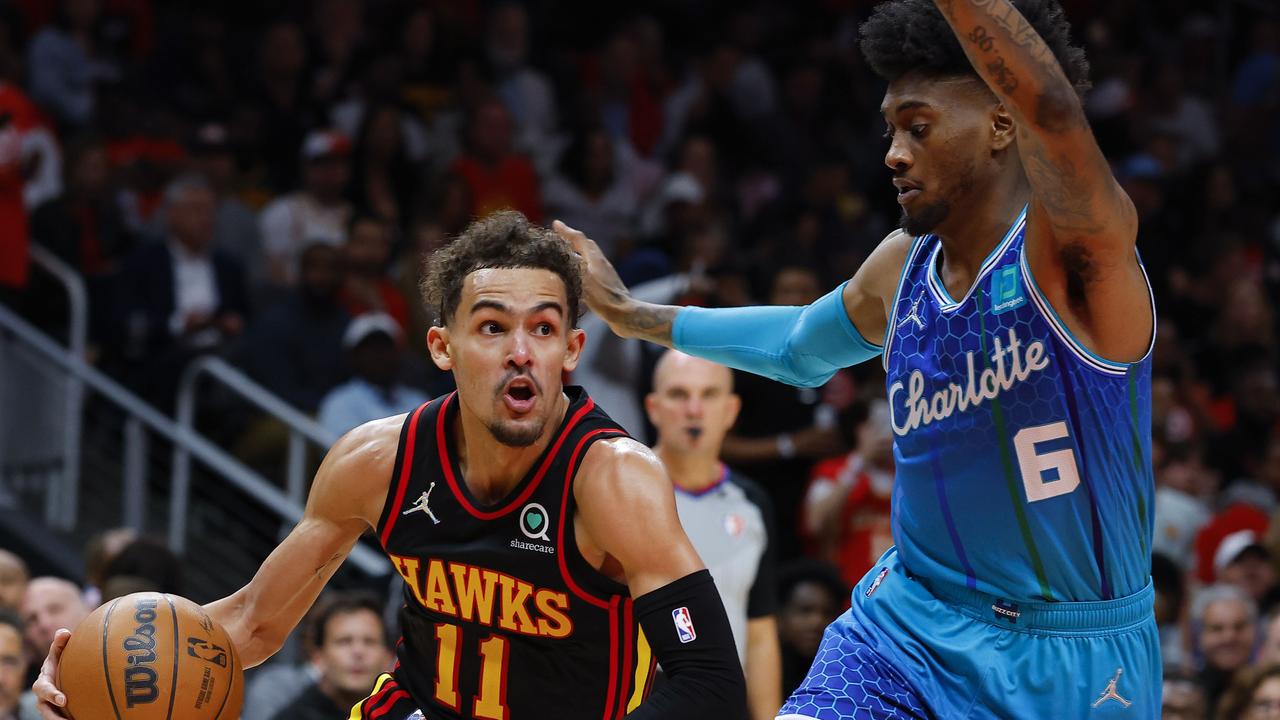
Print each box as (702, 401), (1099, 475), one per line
(552, 220), (634, 331)
(32, 628), (71, 719)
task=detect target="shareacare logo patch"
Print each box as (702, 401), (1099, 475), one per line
(519, 502), (551, 542)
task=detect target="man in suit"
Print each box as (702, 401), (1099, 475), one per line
(117, 173), (249, 407)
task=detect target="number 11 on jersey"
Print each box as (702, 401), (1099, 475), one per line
(434, 623), (511, 719)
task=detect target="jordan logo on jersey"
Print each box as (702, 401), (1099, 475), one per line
(888, 327), (1050, 437)
(402, 482), (441, 525)
(898, 298), (926, 330)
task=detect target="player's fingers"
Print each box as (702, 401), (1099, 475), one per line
(50, 627), (71, 654)
(34, 629), (71, 706)
(32, 673), (66, 706)
(552, 220), (590, 255)
(42, 628), (71, 669)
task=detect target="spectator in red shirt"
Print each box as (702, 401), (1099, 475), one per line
(802, 399), (895, 588)
(338, 214), (408, 331)
(449, 97), (541, 223)
(0, 79), (44, 293)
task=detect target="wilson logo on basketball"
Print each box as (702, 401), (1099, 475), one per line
(122, 597), (161, 707)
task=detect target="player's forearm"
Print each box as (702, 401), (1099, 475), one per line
(603, 298), (680, 346)
(630, 571), (747, 719)
(204, 518), (358, 668)
(204, 594), (284, 669)
(933, 0), (1084, 131)
(745, 620), (783, 720)
(674, 283), (879, 388)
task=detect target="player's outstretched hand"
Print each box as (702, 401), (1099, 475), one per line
(552, 220), (633, 331)
(32, 628), (71, 719)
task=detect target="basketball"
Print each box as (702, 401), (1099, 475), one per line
(56, 592), (243, 720)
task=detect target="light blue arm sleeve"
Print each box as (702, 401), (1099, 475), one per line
(671, 281), (882, 388)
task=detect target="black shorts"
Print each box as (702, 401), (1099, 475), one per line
(350, 673), (424, 720)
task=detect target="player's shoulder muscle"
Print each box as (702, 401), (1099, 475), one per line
(845, 228), (915, 345)
(307, 413), (407, 530)
(574, 437), (682, 542)
(576, 436), (670, 504)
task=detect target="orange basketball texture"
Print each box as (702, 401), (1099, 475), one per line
(57, 592), (244, 720)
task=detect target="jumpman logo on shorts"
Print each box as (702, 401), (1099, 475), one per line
(898, 298), (926, 330)
(403, 482), (441, 525)
(1091, 667), (1131, 709)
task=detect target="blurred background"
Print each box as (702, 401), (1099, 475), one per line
(0, 0), (1276, 718)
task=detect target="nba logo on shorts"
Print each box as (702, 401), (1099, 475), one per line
(672, 607), (697, 643)
(406, 711), (425, 720)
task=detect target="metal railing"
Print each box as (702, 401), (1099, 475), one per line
(27, 245), (86, 530)
(0, 303), (388, 576)
(177, 353), (345, 515)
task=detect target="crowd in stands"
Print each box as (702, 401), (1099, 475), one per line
(0, 0), (1277, 717)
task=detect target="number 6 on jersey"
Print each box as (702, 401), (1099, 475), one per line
(1014, 421), (1081, 503)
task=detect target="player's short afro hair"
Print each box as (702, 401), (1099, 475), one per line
(859, 0), (1091, 96)
(422, 210), (584, 327)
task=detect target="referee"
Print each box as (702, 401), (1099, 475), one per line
(647, 350), (781, 720)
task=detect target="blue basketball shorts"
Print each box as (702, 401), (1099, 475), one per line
(778, 549), (1160, 719)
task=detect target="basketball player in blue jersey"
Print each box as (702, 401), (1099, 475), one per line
(556, 0), (1158, 716)
(31, 212), (746, 719)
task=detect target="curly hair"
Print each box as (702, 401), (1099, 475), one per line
(421, 210), (584, 327)
(859, 0), (1091, 96)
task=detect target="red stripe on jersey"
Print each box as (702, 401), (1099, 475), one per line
(554, 427), (626, 610)
(601, 596), (621, 720)
(359, 678), (396, 718)
(380, 403), (429, 548)
(615, 599), (634, 719)
(438, 395), (598, 519)
(369, 689), (411, 718)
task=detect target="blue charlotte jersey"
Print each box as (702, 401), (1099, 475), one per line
(883, 207), (1155, 602)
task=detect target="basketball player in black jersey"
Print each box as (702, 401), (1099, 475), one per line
(32, 212), (747, 720)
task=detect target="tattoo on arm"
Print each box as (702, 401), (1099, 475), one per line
(966, 26), (1020, 94)
(1022, 145), (1105, 236)
(965, 0), (1056, 68)
(623, 304), (677, 345)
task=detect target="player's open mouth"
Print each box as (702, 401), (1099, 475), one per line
(503, 379), (537, 413)
(685, 427), (703, 441)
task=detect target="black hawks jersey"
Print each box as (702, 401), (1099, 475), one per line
(375, 386), (656, 719)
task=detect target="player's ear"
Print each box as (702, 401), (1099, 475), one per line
(991, 103), (1016, 152)
(427, 325), (453, 371)
(723, 392), (742, 430)
(643, 392), (659, 426)
(562, 327), (586, 372)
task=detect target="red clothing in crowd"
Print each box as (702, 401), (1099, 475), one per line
(805, 453), (895, 588)
(0, 84), (44, 289)
(340, 280), (410, 331)
(450, 154), (543, 223)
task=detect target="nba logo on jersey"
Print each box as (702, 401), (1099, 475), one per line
(990, 264), (1026, 314)
(672, 607), (697, 643)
